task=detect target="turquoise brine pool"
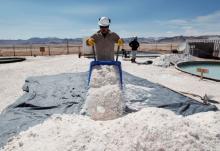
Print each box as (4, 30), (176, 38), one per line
(176, 61), (220, 81)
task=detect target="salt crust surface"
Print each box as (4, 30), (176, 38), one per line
(153, 54), (190, 67)
(1, 108), (220, 151)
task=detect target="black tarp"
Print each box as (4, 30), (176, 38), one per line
(0, 72), (218, 148)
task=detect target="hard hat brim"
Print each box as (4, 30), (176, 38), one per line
(98, 21), (110, 27)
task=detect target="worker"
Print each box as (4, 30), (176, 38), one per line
(86, 16), (124, 61)
(129, 36), (140, 63)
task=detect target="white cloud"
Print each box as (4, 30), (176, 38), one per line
(183, 28), (200, 36)
(168, 19), (189, 26)
(195, 11), (220, 23)
(181, 26), (193, 30)
(156, 10), (220, 36)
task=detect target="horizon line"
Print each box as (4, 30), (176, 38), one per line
(0, 34), (220, 41)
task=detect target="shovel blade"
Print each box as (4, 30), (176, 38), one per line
(88, 61), (123, 88)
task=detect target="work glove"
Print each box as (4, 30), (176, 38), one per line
(86, 38), (95, 46)
(117, 39), (124, 46)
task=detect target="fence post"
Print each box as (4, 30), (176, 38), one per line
(155, 40), (157, 50)
(30, 44), (32, 56)
(66, 39), (69, 54)
(26, 47), (28, 56)
(78, 46), (81, 54)
(13, 45), (15, 56)
(48, 45), (51, 56)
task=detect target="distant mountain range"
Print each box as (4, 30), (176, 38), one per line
(157, 35), (220, 43)
(0, 35), (220, 45)
(0, 37), (82, 45)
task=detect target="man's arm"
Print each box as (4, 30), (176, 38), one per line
(91, 33), (98, 41)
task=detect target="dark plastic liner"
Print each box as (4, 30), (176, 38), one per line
(0, 57), (26, 64)
(120, 51), (161, 58)
(0, 72), (218, 148)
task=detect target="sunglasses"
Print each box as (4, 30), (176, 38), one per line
(100, 26), (109, 29)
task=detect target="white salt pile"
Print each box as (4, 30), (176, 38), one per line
(81, 65), (124, 120)
(1, 108), (220, 151)
(153, 54), (190, 67)
(89, 65), (121, 88)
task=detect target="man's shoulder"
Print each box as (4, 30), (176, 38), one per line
(91, 31), (102, 38)
(134, 40), (139, 44)
(109, 31), (118, 35)
(93, 30), (101, 35)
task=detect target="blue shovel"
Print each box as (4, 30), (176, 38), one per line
(88, 45), (123, 89)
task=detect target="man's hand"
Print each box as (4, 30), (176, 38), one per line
(117, 39), (124, 46)
(86, 38), (95, 46)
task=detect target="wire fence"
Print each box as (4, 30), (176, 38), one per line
(0, 44), (82, 57)
(0, 43), (179, 57)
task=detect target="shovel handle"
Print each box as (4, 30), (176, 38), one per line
(116, 45), (120, 61)
(92, 45), (96, 61)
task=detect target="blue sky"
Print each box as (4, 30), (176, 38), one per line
(1, 0), (220, 39)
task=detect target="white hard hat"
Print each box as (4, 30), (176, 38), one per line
(98, 17), (111, 27)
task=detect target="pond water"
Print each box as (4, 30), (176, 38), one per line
(177, 61), (220, 81)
